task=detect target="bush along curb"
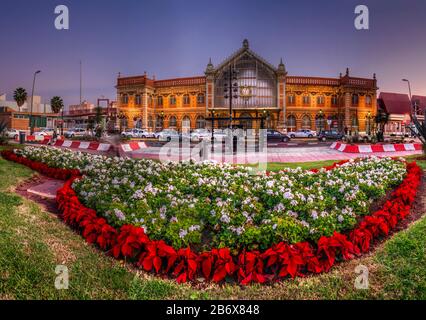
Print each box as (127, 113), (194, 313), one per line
(1, 150), (422, 285)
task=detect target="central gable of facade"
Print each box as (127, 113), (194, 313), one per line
(213, 39), (279, 77)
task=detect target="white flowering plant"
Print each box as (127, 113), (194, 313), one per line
(16, 146), (407, 251)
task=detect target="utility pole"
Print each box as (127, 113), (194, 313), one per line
(30, 70), (41, 135)
(80, 60), (83, 105)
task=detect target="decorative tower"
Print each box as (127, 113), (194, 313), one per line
(205, 58), (215, 114)
(277, 58), (287, 130)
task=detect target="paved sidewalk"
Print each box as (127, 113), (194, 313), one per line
(27, 179), (64, 199)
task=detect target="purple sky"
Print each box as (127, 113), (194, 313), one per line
(1, 0), (425, 107)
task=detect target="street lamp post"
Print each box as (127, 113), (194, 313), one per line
(224, 65), (238, 130)
(210, 110), (216, 144)
(402, 79), (414, 116)
(29, 70), (41, 135)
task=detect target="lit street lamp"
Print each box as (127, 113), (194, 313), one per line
(29, 70), (41, 135)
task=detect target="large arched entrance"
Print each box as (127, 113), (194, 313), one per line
(238, 113), (252, 129)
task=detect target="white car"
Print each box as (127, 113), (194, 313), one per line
(121, 129), (154, 139)
(288, 129), (317, 138)
(5, 129), (20, 139)
(190, 129), (211, 141)
(212, 129), (228, 141)
(158, 129), (180, 142)
(64, 128), (87, 138)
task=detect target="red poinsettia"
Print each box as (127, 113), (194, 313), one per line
(137, 240), (176, 273)
(198, 248), (237, 282)
(170, 248), (198, 283)
(237, 250), (266, 285)
(112, 225), (149, 259)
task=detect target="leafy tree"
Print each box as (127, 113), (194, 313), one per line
(13, 88), (27, 112)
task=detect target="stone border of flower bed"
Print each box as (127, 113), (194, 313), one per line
(1, 149), (422, 285)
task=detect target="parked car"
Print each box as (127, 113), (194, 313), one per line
(5, 129), (20, 139)
(317, 130), (344, 141)
(190, 129), (211, 141)
(64, 128), (87, 138)
(34, 128), (55, 137)
(158, 129), (180, 142)
(267, 129), (290, 142)
(288, 129), (316, 138)
(121, 128), (154, 139)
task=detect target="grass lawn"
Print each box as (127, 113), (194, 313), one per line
(0, 147), (425, 299)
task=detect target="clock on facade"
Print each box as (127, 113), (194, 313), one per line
(240, 86), (252, 99)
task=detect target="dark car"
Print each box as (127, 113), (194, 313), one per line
(267, 129), (290, 142)
(317, 130), (344, 141)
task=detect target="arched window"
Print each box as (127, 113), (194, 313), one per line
(182, 116), (191, 132)
(156, 115), (163, 129)
(148, 95), (153, 106)
(169, 96), (176, 106)
(196, 116), (205, 129)
(169, 116), (177, 127)
(317, 95), (325, 105)
(183, 94), (190, 105)
(122, 94), (128, 104)
(315, 114), (325, 132)
(352, 94), (359, 106)
(302, 95), (310, 105)
(287, 115), (296, 131)
(197, 94), (205, 105)
(148, 116), (154, 129)
(365, 95), (372, 105)
(301, 115), (311, 129)
(135, 95), (141, 105)
(331, 95), (338, 106)
(157, 96), (163, 106)
(287, 94), (295, 105)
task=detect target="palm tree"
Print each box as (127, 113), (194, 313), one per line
(13, 88), (27, 112)
(50, 96), (64, 114)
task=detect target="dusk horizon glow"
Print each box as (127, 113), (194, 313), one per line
(1, 0), (426, 107)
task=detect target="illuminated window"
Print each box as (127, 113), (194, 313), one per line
(352, 94), (359, 106)
(157, 96), (163, 106)
(197, 94), (205, 105)
(169, 116), (177, 127)
(302, 95), (310, 105)
(365, 95), (372, 105)
(183, 94), (190, 105)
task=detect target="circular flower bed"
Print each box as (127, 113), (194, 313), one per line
(1, 147), (422, 284)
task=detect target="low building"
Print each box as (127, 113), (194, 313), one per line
(63, 101), (117, 129)
(377, 92), (425, 134)
(0, 94), (58, 130)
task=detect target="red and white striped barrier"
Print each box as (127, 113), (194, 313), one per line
(121, 141), (148, 152)
(330, 142), (422, 153)
(54, 140), (112, 152)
